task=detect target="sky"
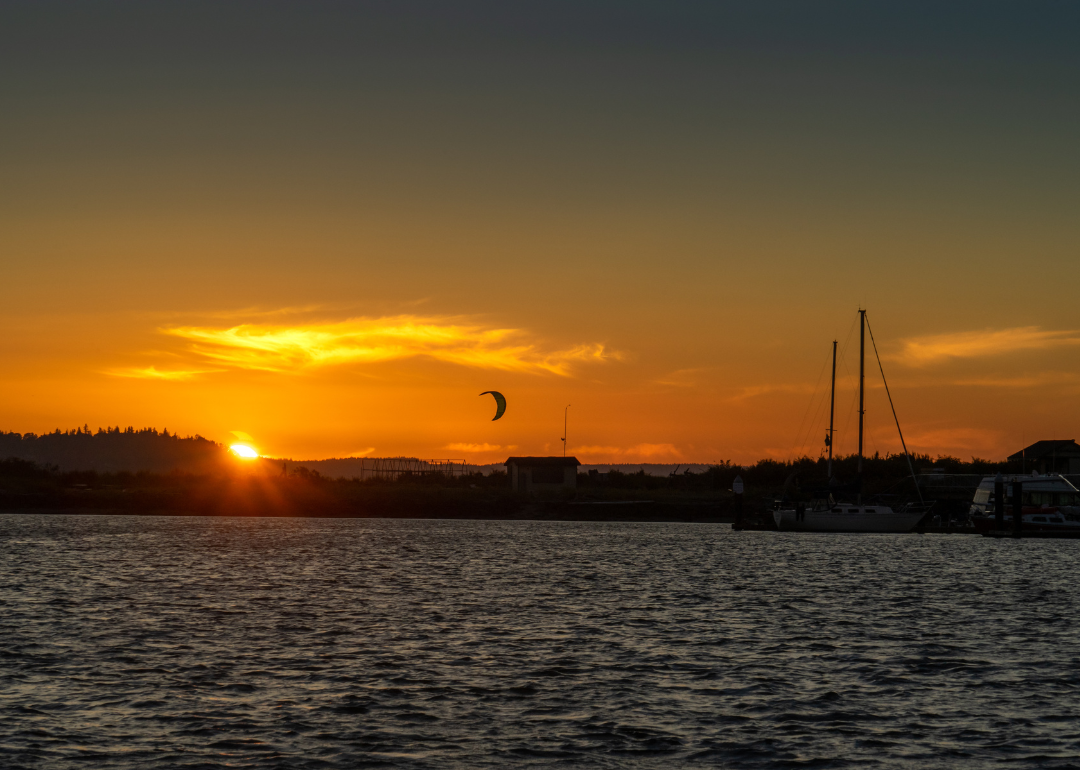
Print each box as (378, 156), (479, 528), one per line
(1, 1), (1079, 464)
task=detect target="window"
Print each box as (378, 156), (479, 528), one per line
(848, 508), (859, 513)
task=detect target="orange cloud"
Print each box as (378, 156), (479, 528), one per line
(951, 372), (1080, 389)
(896, 327), (1080, 366)
(446, 443), (516, 453)
(574, 443), (683, 461)
(652, 368), (710, 388)
(904, 427), (1003, 453)
(162, 315), (618, 376)
(728, 383), (817, 401)
(105, 366), (219, 380)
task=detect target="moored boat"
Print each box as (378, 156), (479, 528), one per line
(969, 474), (1080, 537)
(774, 501), (929, 533)
(771, 309), (932, 534)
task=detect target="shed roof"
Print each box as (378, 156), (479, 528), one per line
(504, 456), (580, 467)
(1007, 439), (1080, 461)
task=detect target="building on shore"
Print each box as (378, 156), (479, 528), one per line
(505, 456), (580, 493)
(1008, 440), (1080, 475)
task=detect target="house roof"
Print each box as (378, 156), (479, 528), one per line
(504, 456), (581, 467)
(1007, 439), (1080, 461)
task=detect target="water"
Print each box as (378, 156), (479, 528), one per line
(2, 515), (1079, 768)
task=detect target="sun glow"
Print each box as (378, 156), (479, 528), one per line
(230, 444), (259, 459)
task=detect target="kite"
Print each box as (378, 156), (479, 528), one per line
(480, 391), (506, 421)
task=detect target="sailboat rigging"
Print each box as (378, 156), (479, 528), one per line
(826, 339), (836, 479)
(773, 309), (932, 533)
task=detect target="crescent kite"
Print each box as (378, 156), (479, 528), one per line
(479, 391), (506, 421)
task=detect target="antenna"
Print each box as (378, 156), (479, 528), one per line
(561, 404), (570, 457)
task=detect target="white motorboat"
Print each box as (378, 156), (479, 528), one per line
(969, 473), (1080, 536)
(969, 473), (1080, 518)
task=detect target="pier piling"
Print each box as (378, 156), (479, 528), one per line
(732, 475), (744, 530)
(1012, 480), (1023, 539)
(994, 473), (1004, 533)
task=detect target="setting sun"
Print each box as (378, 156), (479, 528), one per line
(230, 444), (259, 459)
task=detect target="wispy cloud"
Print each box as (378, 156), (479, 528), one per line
(904, 427), (1003, 453)
(896, 326), (1080, 366)
(574, 443), (682, 460)
(653, 368), (710, 388)
(162, 315), (618, 376)
(446, 443), (516, 453)
(105, 366), (219, 381)
(952, 373), (1076, 389)
(728, 383), (818, 401)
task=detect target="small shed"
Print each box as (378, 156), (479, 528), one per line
(505, 456), (580, 493)
(1008, 440), (1080, 475)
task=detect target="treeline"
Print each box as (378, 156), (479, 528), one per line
(0, 422), (1015, 501)
(0, 451), (1017, 519)
(583, 452), (1008, 494)
(0, 456), (509, 492)
(0, 427), (227, 473)
(0, 457), (519, 518)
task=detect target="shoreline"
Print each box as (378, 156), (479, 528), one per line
(0, 504), (737, 523)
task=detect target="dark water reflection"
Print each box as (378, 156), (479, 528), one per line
(2, 515), (1078, 768)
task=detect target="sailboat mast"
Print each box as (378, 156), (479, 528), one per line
(827, 339), (836, 478)
(561, 404), (570, 457)
(858, 309), (866, 503)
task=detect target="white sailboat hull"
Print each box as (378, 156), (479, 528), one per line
(774, 507), (925, 533)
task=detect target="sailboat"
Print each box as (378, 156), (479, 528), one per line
(773, 310), (932, 533)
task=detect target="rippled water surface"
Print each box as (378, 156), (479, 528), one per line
(2, 515), (1079, 768)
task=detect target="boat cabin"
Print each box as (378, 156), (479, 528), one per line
(970, 474), (1080, 516)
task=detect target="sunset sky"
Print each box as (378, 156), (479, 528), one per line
(2, 2), (1078, 464)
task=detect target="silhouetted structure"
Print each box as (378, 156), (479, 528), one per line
(505, 456), (580, 493)
(1008, 440), (1080, 475)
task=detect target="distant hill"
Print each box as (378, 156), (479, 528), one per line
(469, 462), (722, 477)
(0, 427), (227, 473)
(280, 458), (722, 479)
(0, 433), (723, 477)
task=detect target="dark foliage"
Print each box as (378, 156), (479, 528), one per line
(0, 427), (227, 473)
(580, 452), (1009, 497)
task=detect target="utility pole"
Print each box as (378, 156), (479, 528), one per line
(561, 404), (570, 457)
